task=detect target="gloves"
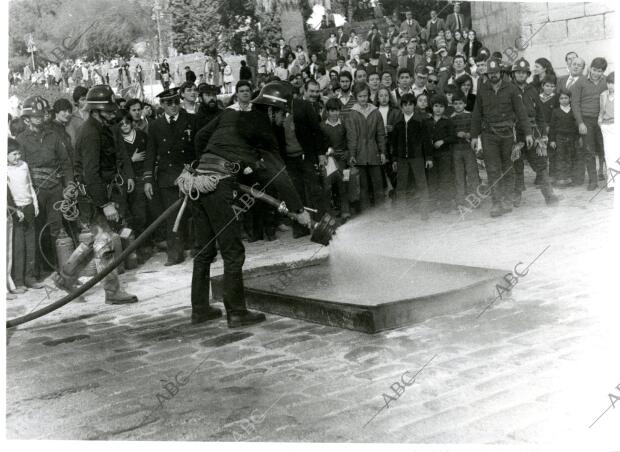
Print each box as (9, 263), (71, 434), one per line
(102, 203), (119, 223)
(294, 210), (312, 227)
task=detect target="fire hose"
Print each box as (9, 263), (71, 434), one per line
(6, 198), (183, 329)
(6, 183), (338, 329)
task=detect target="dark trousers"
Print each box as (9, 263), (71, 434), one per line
(481, 132), (515, 205)
(12, 205), (36, 286)
(555, 135), (577, 182)
(570, 136), (585, 184)
(127, 180), (148, 236)
(580, 116), (605, 184)
(513, 137), (553, 196)
(430, 152), (454, 205)
(191, 178), (246, 314)
(357, 165), (384, 210)
(35, 184), (64, 273)
(285, 156), (326, 233)
(323, 159), (350, 216)
(453, 147), (479, 205)
(395, 157), (429, 209)
(159, 186), (184, 260)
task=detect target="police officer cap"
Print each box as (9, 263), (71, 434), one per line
(512, 57), (531, 73)
(157, 87), (181, 102)
(486, 58), (502, 74)
(199, 83), (220, 95)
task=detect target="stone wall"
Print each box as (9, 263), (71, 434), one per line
(473, 1), (614, 76)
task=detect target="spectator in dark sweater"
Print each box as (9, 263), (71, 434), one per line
(450, 92), (478, 209)
(427, 94), (457, 211)
(321, 98), (350, 220)
(549, 89), (580, 187)
(391, 93), (432, 219)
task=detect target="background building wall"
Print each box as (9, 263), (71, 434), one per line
(473, 1), (614, 76)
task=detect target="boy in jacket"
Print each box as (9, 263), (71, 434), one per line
(391, 93), (433, 219)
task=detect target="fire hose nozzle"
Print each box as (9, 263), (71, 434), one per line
(237, 184), (338, 245)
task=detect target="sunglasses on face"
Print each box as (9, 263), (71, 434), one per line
(428, 79), (438, 84)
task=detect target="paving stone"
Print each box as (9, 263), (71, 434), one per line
(6, 181), (617, 442)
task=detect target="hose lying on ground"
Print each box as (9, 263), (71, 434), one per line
(6, 198), (183, 329)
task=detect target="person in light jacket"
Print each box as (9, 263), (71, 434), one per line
(345, 82), (387, 211)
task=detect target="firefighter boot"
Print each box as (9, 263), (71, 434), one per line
(190, 261), (222, 324)
(102, 270), (138, 304)
(224, 271), (265, 328)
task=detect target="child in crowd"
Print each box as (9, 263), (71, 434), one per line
(599, 71), (615, 192)
(345, 82), (387, 211)
(377, 86), (402, 194)
(549, 89), (579, 188)
(450, 92), (478, 208)
(391, 93), (432, 219)
(539, 75), (558, 181)
(426, 94), (456, 212)
(7, 138), (39, 293)
(414, 93), (431, 121)
(443, 84), (457, 116)
(321, 98), (351, 220)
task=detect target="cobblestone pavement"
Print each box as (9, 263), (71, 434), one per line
(5, 182), (620, 448)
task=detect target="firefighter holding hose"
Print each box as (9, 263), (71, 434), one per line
(184, 80), (311, 327)
(58, 84), (139, 304)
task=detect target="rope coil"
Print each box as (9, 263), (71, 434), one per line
(53, 181), (87, 221)
(175, 167), (228, 200)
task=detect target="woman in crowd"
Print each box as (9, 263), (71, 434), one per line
(455, 74), (476, 112)
(463, 30), (482, 59)
(532, 57), (556, 92)
(345, 82), (387, 211)
(377, 86), (402, 191)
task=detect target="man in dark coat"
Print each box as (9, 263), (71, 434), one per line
(144, 87), (198, 266)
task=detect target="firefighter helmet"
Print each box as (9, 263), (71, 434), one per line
(21, 95), (49, 117)
(512, 57), (531, 74)
(85, 84), (118, 112)
(486, 58), (502, 74)
(251, 81), (293, 110)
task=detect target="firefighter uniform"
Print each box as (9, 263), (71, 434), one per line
(16, 126), (73, 238)
(144, 90), (198, 265)
(511, 58), (558, 205)
(72, 84), (137, 304)
(189, 81), (305, 327)
(471, 58), (530, 215)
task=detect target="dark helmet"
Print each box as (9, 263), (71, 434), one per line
(512, 57), (531, 74)
(85, 84), (117, 112)
(486, 58), (502, 74)
(21, 95), (49, 117)
(251, 81), (294, 110)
